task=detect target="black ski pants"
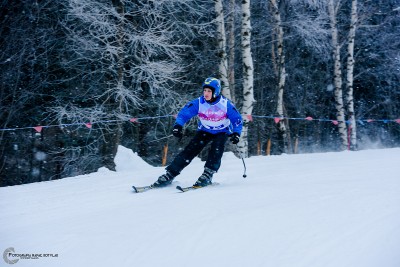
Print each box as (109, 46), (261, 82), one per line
(166, 131), (228, 176)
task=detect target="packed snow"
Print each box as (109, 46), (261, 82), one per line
(1, 146), (400, 267)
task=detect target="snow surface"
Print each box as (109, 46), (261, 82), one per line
(1, 146), (400, 267)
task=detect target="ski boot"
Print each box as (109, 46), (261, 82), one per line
(193, 167), (216, 187)
(152, 172), (175, 188)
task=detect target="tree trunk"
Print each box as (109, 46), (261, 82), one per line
(328, 0), (348, 150)
(101, 0), (125, 171)
(270, 0), (288, 153)
(214, 0), (231, 99)
(238, 0), (255, 157)
(346, 0), (358, 150)
(227, 0), (236, 102)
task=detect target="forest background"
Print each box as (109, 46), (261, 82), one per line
(1, 0), (399, 186)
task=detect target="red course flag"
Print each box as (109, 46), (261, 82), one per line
(34, 126), (43, 133)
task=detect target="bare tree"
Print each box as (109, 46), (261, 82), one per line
(270, 0), (288, 152)
(238, 0), (255, 157)
(63, 0), (184, 115)
(227, 0), (237, 102)
(60, 0), (191, 166)
(345, 0), (358, 150)
(328, 0), (348, 150)
(0, 0), (69, 183)
(214, 0), (231, 99)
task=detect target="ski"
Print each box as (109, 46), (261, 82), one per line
(132, 182), (175, 193)
(132, 185), (154, 193)
(176, 182), (220, 193)
(132, 182), (219, 193)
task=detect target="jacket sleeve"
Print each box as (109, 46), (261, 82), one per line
(175, 99), (199, 126)
(227, 101), (243, 135)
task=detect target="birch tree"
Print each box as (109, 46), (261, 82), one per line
(227, 0), (237, 102)
(328, 0), (348, 150)
(270, 0), (288, 153)
(238, 0), (255, 157)
(214, 0), (231, 99)
(345, 0), (358, 150)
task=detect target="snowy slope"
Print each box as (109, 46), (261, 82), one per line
(1, 146), (400, 267)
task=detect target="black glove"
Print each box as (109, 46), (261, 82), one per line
(172, 124), (183, 139)
(230, 133), (240, 144)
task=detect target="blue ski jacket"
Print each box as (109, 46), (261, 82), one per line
(175, 95), (243, 135)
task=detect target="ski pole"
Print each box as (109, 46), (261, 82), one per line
(236, 145), (247, 178)
(240, 153), (247, 178)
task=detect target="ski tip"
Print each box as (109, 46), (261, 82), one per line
(176, 185), (184, 192)
(132, 186), (139, 193)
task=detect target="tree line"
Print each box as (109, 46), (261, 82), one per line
(1, 0), (399, 186)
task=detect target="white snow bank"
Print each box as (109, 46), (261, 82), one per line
(114, 145), (152, 172)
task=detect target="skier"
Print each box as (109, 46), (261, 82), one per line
(152, 77), (243, 188)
